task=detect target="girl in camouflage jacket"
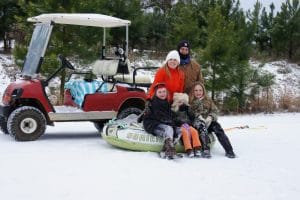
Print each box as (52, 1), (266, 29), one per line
(189, 82), (236, 158)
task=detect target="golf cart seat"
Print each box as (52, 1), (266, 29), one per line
(114, 73), (153, 87)
(64, 78), (110, 107)
(91, 59), (153, 87)
(92, 59), (121, 76)
(63, 60), (122, 107)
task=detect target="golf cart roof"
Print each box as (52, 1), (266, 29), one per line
(27, 13), (131, 28)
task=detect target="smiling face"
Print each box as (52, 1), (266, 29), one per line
(167, 59), (179, 69)
(194, 84), (204, 99)
(155, 87), (168, 100)
(179, 46), (189, 56)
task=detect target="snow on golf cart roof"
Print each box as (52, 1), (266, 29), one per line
(27, 13), (131, 28)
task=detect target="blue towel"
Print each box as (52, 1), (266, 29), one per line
(65, 80), (107, 107)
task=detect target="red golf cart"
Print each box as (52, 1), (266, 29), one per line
(0, 13), (153, 141)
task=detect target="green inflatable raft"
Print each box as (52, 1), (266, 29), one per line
(101, 116), (215, 153)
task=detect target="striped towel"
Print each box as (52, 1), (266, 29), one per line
(65, 80), (107, 107)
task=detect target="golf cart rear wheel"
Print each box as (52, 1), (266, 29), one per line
(7, 106), (46, 141)
(117, 107), (143, 119)
(0, 116), (9, 134)
(93, 120), (109, 133)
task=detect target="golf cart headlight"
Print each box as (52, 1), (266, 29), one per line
(2, 88), (23, 105)
(2, 92), (12, 105)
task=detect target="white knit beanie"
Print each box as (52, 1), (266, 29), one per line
(165, 50), (180, 64)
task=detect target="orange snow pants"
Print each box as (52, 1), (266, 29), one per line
(181, 125), (201, 151)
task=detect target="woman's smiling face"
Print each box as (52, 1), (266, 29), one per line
(167, 59), (179, 69)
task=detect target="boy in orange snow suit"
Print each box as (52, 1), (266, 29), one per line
(171, 93), (201, 157)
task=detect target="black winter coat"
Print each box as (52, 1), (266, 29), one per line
(143, 96), (174, 134)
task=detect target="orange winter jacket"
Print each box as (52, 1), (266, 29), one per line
(148, 65), (185, 102)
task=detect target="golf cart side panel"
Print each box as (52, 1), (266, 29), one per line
(82, 92), (119, 111)
(5, 80), (54, 113)
(63, 89), (78, 107)
(82, 85), (126, 111)
(82, 86), (147, 112)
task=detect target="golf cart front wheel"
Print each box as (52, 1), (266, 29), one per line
(0, 116), (9, 134)
(7, 106), (46, 141)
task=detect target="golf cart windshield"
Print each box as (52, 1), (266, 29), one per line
(22, 23), (53, 76)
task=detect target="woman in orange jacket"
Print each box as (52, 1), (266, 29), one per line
(148, 50), (185, 102)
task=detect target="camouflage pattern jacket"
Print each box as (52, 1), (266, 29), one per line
(190, 98), (219, 121)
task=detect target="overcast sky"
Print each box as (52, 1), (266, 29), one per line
(239, 0), (287, 13)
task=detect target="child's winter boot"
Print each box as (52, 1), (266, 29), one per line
(164, 138), (176, 159)
(186, 149), (194, 158)
(201, 149), (211, 158)
(193, 148), (202, 158)
(225, 151), (236, 159)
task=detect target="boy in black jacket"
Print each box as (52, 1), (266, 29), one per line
(143, 83), (181, 159)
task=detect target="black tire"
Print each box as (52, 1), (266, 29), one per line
(93, 120), (109, 133)
(7, 106), (46, 141)
(117, 107), (143, 119)
(0, 116), (9, 134)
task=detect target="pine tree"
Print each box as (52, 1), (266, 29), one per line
(202, 5), (235, 100)
(0, 0), (24, 52)
(166, 0), (202, 48)
(246, 1), (262, 52)
(271, 0), (300, 59)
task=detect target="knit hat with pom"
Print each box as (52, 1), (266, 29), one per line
(177, 40), (190, 51)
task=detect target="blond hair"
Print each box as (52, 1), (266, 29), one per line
(162, 63), (171, 78)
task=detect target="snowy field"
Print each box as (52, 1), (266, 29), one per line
(0, 113), (299, 200)
(1, 52), (300, 200)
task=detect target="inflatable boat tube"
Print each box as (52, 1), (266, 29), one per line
(102, 122), (215, 153)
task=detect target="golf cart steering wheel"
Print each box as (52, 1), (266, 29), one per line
(58, 54), (75, 70)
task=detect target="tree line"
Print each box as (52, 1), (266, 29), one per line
(0, 0), (299, 112)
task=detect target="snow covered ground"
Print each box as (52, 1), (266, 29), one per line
(1, 53), (300, 200)
(0, 113), (299, 200)
(250, 60), (300, 102)
(0, 54), (15, 97)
